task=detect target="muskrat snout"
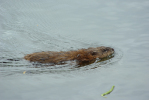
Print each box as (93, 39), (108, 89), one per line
(109, 48), (114, 54)
(110, 48), (114, 52)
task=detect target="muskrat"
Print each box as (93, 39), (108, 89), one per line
(24, 46), (114, 65)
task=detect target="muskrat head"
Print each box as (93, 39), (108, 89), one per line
(90, 47), (114, 59)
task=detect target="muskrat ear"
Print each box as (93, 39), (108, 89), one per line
(91, 51), (98, 55)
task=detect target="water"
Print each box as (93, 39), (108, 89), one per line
(0, 0), (149, 100)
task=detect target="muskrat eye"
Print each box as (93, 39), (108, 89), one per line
(102, 49), (107, 52)
(91, 51), (98, 55)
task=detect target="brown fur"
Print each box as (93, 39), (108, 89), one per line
(24, 46), (114, 65)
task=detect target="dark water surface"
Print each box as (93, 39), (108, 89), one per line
(0, 0), (149, 100)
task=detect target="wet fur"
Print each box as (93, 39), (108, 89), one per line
(24, 46), (114, 65)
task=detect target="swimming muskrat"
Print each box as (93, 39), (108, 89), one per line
(24, 46), (114, 65)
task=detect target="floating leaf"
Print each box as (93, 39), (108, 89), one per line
(101, 86), (115, 98)
(23, 71), (26, 74)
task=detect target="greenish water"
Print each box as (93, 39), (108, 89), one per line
(0, 0), (149, 100)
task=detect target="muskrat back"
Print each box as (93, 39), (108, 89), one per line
(24, 46), (114, 65)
